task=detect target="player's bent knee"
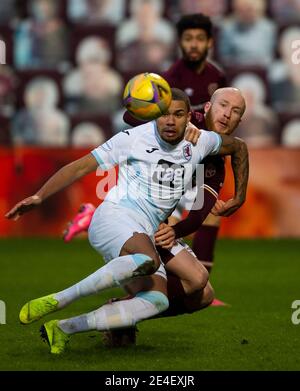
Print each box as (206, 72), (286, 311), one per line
(196, 267), (209, 290)
(187, 267), (209, 294)
(136, 290), (169, 314)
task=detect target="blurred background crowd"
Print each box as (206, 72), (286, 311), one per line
(1, 0), (300, 149)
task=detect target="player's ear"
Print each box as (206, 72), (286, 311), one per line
(204, 102), (211, 114)
(187, 111), (192, 122)
(208, 38), (213, 49)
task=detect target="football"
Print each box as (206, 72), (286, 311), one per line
(123, 72), (172, 121)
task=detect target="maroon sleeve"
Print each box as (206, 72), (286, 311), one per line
(172, 187), (218, 239)
(172, 156), (225, 238)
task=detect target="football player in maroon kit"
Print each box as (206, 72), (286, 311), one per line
(154, 87), (246, 316)
(163, 13), (226, 111)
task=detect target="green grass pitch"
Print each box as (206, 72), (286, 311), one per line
(1, 238), (300, 371)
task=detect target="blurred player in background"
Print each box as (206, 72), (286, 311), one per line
(163, 13), (226, 111)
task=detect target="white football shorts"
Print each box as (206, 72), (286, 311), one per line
(88, 200), (166, 279)
(170, 239), (197, 258)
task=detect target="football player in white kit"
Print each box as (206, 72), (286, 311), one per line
(6, 88), (248, 354)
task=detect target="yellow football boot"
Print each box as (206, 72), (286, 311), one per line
(19, 294), (58, 324)
(40, 320), (70, 354)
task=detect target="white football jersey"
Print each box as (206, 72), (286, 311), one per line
(92, 121), (221, 229)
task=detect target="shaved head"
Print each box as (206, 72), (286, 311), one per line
(204, 87), (246, 135)
(210, 87), (246, 115)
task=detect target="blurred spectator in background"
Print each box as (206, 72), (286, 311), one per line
(270, 0), (300, 25)
(218, 0), (276, 66)
(112, 107), (130, 134)
(232, 72), (279, 146)
(177, 0), (228, 26)
(0, 66), (16, 116)
(14, 0), (69, 69)
(0, 0), (16, 26)
(36, 109), (70, 146)
(281, 119), (300, 146)
(269, 26), (300, 113)
(64, 36), (123, 115)
(116, 0), (175, 72)
(68, 0), (125, 25)
(71, 122), (106, 147)
(11, 76), (69, 146)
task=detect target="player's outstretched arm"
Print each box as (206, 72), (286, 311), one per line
(215, 135), (249, 217)
(5, 153), (98, 220)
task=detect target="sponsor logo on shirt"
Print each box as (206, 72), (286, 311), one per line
(146, 147), (159, 153)
(152, 159), (185, 191)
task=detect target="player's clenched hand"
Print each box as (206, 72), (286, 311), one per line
(184, 122), (200, 145)
(211, 199), (226, 216)
(154, 222), (175, 249)
(5, 195), (42, 221)
(211, 198), (244, 217)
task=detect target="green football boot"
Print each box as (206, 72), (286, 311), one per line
(40, 320), (70, 354)
(19, 294), (59, 324)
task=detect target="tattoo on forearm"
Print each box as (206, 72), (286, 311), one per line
(231, 139), (249, 202)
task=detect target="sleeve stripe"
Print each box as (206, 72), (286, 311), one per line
(91, 150), (108, 170)
(202, 184), (219, 199)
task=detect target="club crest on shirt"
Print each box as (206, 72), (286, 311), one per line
(205, 163), (216, 178)
(183, 143), (192, 161)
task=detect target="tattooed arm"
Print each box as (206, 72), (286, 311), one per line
(214, 135), (249, 217)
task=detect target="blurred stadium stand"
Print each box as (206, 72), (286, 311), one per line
(0, 0), (298, 147)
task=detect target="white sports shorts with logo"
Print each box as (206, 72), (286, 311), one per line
(88, 200), (167, 280)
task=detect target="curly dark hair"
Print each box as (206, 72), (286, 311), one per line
(176, 13), (213, 39)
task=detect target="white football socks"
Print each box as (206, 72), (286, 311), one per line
(54, 253), (154, 308)
(58, 292), (169, 334)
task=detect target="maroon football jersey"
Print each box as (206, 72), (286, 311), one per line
(163, 59), (226, 111)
